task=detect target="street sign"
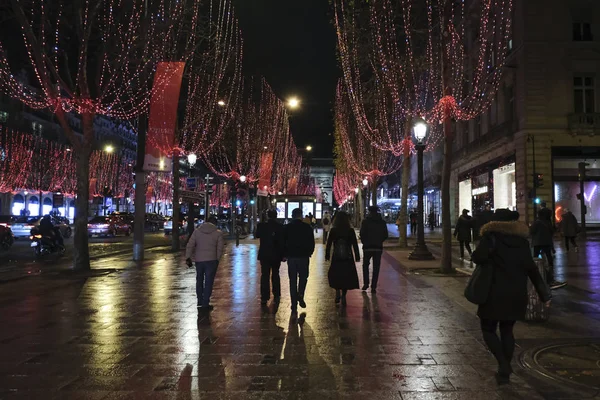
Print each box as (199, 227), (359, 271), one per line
(257, 188), (269, 197)
(181, 190), (204, 203)
(186, 177), (197, 190)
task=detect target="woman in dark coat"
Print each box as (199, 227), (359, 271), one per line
(325, 211), (360, 306)
(472, 209), (551, 385)
(454, 209), (473, 259)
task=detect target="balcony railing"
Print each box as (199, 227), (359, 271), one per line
(568, 113), (600, 136)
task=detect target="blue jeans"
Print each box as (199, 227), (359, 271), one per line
(287, 257), (309, 310)
(195, 260), (218, 307)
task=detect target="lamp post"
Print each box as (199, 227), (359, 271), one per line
(186, 153), (197, 236)
(409, 121), (434, 260)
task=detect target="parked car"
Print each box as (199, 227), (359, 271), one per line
(9, 216), (40, 238)
(0, 216), (16, 228)
(109, 212), (134, 229)
(87, 215), (132, 237)
(0, 224), (14, 250)
(145, 213), (165, 232)
(8, 216), (72, 239)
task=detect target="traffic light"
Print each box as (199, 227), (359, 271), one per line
(533, 173), (543, 188)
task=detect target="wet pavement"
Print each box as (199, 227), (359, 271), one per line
(0, 233), (171, 282)
(0, 235), (599, 399)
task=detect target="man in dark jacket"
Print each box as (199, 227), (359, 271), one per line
(284, 208), (315, 314)
(454, 209), (473, 260)
(255, 210), (285, 305)
(560, 209), (579, 252)
(472, 209), (551, 384)
(359, 206), (389, 293)
(530, 211), (563, 289)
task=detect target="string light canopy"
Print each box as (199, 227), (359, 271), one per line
(179, 0), (243, 158)
(202, 78), (291, 184)
(335, 82), (403, 182)
(333, 0), (514, 151)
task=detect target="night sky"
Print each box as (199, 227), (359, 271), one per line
(234, 0), (339, 159)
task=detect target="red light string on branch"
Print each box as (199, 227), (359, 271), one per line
(335, 82), (404, 181)
(202, 78), (291, 185)
(334, 0), (513, 149)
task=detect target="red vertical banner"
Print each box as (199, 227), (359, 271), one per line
(144, 62), (186, 172)
(288, 176), (298, 194)
(258, 153), (274, 196)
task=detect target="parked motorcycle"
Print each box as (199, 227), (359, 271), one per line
(29, 228), (65, 257)
(0, 225), (14, 250)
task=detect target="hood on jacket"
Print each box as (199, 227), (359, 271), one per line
(199, 223), (218, 234)
(480, 221), (529, 248)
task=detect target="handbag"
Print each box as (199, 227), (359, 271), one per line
(464, 235), (496, 305)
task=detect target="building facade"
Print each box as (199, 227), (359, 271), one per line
(0, 76), (138, 218)
(451, 0), (600, 227)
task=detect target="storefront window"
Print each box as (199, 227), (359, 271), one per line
(555, 181), (599, 224)
(287, 202), (299, 219)
(459, 180), (472, 213)
(493, 163), (516, 210)
(276, 202), (286, 219)
(302, 202), (314, 219)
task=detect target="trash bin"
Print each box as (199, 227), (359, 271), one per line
(525, 259), (549, 322)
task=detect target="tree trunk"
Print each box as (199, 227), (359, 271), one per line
(440, 116), (453, 273)
(73, 145), (92, 271)
(399, 150), (411, 247)
(399, 118), (412, 247)
(172, 153), (181, 252)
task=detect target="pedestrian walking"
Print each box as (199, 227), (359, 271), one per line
(325, 211), (360, 306)
(255, 209), (285, 305)
(472, 209), (551, 385)
(322, 211), (332, 244)
(454, 209), (473, 260)
(531, 210), (564, 289)
(309, 212), (317, 233)
(359, 206), (389, 294)
(409, 210), (418, 236)
(185, 215), (225, 311)
(560, 209), (579, 252)
(284, 208), (315, 315)
(428, 210), (435, 231)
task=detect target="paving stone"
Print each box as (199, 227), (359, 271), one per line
(0, 240), (595, 399)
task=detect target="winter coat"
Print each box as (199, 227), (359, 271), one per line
(255, 219), (285, 263)
(454, 215), (473, 242)
(283, 219), (315, 258)
(186, 223), (225, 262)
(472, 221), (551, 321)
(322, 214), (332, 232)
(325, 227), (360, 290)
(530, 219), (554, 247)
(359, 213), (389, 251)
(561, 212), (579, 237)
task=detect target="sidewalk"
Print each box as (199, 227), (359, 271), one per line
(0, 238), (599, 398)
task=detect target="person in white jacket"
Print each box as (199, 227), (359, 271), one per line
(186, 216), (224, 310)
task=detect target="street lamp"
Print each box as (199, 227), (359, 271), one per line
(239, 175), (247, 183)
(409, 120), (434, 260)
(305, 145), (312, 152)
(288, 97), (300, 109)
(362, 178), (369, 187)
(187, 153), (197, 166)
(217, 100), (226, 107)
(104, 145), (114, 153)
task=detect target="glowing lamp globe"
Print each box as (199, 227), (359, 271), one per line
(187, 153), (197, 166)
(239, 175), (247, 183)
(413, 122), (428, 143)
(362, 178), (369, 187)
